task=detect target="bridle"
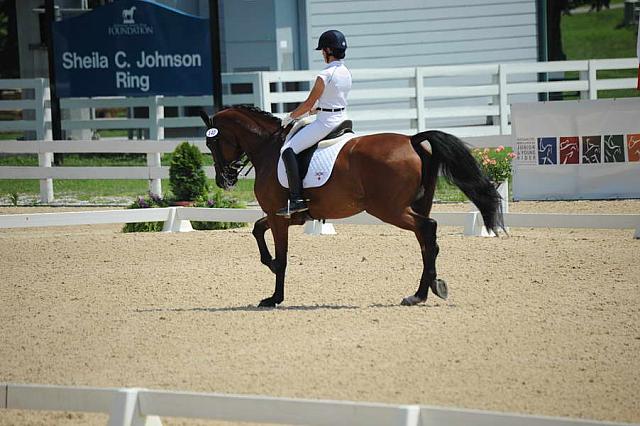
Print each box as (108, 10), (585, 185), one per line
(206, 133), (250, 186)
(206, 116), (289, 186)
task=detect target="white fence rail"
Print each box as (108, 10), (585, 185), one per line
(1, 59), (636, 139)
(1, 58), (637, 202)
(0, 207), (638, 238)
(0, 135), (511, 203)
(261, 58), (638, 136)
(1, 383), (635, 426)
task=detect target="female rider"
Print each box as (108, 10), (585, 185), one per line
(277, 29), (352, 216)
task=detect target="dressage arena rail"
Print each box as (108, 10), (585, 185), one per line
(1, 383), (636, 426)
(0, 207), (638, 238)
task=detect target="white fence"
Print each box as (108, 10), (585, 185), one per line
(0, 206), (638, 238)
(1, 383), (635, 426)
(1, 58), (636, 139)
(0, 135), (509, 203)
(0, 58), (637, 202)
(259, 58), (638, 136)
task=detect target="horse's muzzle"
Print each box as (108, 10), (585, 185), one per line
(216, 172), (237, 190)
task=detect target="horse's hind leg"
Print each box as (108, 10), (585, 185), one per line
(401, 217), (445, 306)
(252, 217), (278, 273)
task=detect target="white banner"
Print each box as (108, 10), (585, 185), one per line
(511, 98), (640, 200)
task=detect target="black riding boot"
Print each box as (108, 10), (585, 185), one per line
(277, 148), (308, 216)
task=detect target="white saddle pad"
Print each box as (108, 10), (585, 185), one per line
(278, 133), (356, 189)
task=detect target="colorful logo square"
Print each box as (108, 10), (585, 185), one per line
(628, 134), (640, 162)
(603, 135), (625, 163)
(582, 136), (601, 164)
(559, 137), (579, 164)
(537, 137), (557, 165)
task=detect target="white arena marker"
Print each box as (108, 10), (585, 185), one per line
(304, 220), (336, 235)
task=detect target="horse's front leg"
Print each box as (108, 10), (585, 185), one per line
(252, 216), (279, 273)
(258, 216), (290, 307)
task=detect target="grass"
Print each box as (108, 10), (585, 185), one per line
(561, 4), (639, 99)
(0, 178), (255, 204)
(0, 151), (255, 204)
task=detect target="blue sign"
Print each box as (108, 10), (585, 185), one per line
(537, 137), (558, 165)
(53, 0), (212, 97)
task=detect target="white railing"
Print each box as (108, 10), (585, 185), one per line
(1, 58), (636, 138)
(0, 206), (638, 238)
(1, 58), (637, 202)
(1, 383), (634, 426)
(261, 58), (638, 136)
(0, 135), (509, 203)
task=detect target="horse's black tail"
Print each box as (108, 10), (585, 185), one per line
(411, 130), (504, 235)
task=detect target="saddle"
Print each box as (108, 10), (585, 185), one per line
(289, 119), (354, 180)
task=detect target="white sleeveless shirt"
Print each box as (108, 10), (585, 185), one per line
(316, 60), (351, 110)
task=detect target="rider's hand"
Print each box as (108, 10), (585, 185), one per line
(281, 114), (295, 128)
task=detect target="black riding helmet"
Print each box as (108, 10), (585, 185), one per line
(315, 29), (347, 50)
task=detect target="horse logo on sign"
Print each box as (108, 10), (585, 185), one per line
(122, 6), (136, 24)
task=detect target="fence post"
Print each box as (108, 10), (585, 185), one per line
(415, 67), (426, 133)
(491, 70), (500, 126)
(106, 388), (162, 426)
(303, 219), (336, 235)
(162, 207), (193, 233)
(148, 96), (164, 196)
(35, 78), (54, 203)
(258, 72), (272, 113)
(252, 72), (264, 109)
(498, 64), (509, 134)
(587, 60), (598, 100)
(464, 211), (481, 236)
(402, 405), (421, 426)
(579, 69), (589, 100)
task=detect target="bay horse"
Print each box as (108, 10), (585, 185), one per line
(200, 107), (503, 307)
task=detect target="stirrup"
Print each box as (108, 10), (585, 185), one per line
(276, 199), (308, 217)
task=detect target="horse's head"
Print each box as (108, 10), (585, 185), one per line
(200, 110), (247, 189)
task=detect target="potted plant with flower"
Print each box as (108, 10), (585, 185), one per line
(472, 145), (517, 202)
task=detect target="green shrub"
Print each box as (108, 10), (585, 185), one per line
(8, 192), (19, 206)
(122, 190), (246, 233)
(169, 142), (208, 201)
(122, 193), (169, 233)
(191, 189), (246, 230)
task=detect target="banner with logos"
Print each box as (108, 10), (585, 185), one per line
(511, 98), (640, 200)
(53, 0), (212, 97)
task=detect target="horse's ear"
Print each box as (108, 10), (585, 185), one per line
(199, 110), (211, 127)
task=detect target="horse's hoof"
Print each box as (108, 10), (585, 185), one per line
(431, 279), (448, 300)
(258, 297), (279, 308)
(401, 295), (425, 306)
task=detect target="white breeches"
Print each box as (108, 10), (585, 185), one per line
(281, 112), (347, 154)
